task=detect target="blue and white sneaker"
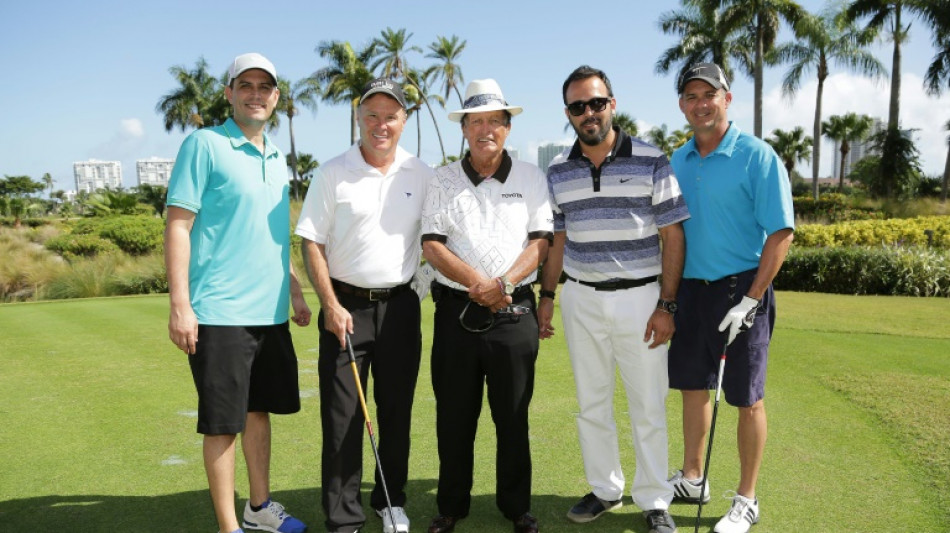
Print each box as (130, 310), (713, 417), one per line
(242, 499), (307, 533)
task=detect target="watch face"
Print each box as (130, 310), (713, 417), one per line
(667, 301), (678, 313)
(504, 282), (514, 295)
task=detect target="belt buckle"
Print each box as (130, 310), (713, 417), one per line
(368, 288), (388, 301)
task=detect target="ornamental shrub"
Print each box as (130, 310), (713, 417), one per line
(794, 216), (950, 249)
(44, 233), (119, 260)
(67, 215), (164, 255)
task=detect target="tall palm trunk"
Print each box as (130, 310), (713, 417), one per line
(455, 86), (466, 158)
(405, 77), (446, 163)
(888, 4), (902, 130)
(754, 11), (765, 138)
(288, 114), (300, 201)
(942, 141), (949, 203)
(839, 141), (850, 191)
(350, 103), (358, 146)
(812, 59), (827, 200)
(416, 111), (422, 158)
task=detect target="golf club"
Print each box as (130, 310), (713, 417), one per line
(345, 332), (398, 532)
(695, 340), (728, 533)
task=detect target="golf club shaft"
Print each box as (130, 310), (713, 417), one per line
(345, 333), (397, 529)
(695, 344), (728, 533)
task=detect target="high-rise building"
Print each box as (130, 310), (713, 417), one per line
(832, 118), (885, 181)
(73, 159), (122, 193)
(136, 157), (175, 187)
(505, 146), (520, 161)
(537, 143), (572, 172)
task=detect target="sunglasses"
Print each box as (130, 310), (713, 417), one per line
(566, 97), (611, 116)
(458, 301), (532, 334)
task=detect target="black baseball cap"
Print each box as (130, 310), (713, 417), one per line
(677, 63), (730, 94)
(359, 78), (408, 109)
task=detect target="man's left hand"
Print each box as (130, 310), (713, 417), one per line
(291, 294), (312, 327)
(644, 309), (675, 348)
(718, 296), (759, 345)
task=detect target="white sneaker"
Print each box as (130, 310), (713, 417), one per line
(375, 506), (409, 533)
(669, 470), (711, 504)
(714, 493), (759, 533)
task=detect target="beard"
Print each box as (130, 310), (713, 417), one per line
(573, 113), (613, 147)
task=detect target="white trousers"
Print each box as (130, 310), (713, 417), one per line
(561, 280), (673, 511)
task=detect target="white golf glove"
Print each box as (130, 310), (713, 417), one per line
(718, 296), (760, 345)
(410, 261), (437, 301)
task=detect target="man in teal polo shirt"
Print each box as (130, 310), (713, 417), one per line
(667, 63), (794, 533)
(165, 52), (310, 533)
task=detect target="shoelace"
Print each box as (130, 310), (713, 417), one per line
(264, 501), (288, 521)
(722, 491), (753, 521)
(646, 510), (672, 527)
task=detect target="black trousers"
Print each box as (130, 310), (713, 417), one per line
(318, 289), (421, 533)
(431, 288), (539, 520)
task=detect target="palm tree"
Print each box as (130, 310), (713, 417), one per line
(155, 57), (229, 132)
(42, 173), (53, 198)
(656, 0), (754, 91)
(774, 4), (885, 198)
(613, 112), (640, 138)
(822, 112), (874, 190)
(370, 28), (422, 80)
(276, 76), (320, 201)
(314, 40), (375, 145)
(719, 0), (806, 138)
(767, 126), (813, 178)
(845, 0), (942, 132)
(404, 67), (446, 161)
(287, 152), (319, 198)
(942, 120), (950, 203)
(426, 35), (467, 157)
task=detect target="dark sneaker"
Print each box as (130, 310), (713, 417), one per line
(512, 513), (538, 533)
(644, 509), (677, 533)
(669, 470), (711, 504)
(566, 492), (622, 523)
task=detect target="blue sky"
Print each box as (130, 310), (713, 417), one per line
(2, 0), (949, 193)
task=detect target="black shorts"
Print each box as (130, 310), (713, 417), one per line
(668, 269), (775, 407)
(189, 322), (301, 435)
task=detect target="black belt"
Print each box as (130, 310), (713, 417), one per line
(565, 274), (657, 291)
(332, 279), (411, 301)
(437, 282), (534, 300)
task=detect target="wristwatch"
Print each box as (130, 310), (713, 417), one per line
(539, 289), (556, 300)
(500, 275), (515, 295)
(656, 298), (678, 314)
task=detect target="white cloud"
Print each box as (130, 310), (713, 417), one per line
(761, 72), (950, 177)
(120, 118), (145, 138)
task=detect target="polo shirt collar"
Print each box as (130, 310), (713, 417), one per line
(566, 125), (632, 163)
(461, 150), (513, 187)
(221, 118), (279, 158)
(345, 142), (413, 176)
(683, 121), (740, 158)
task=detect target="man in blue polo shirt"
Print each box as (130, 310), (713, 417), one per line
(165, 52), (310, 533)
(539, 65), (687, 533)
(667, 63), (795, 533)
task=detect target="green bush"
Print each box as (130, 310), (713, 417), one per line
(794, 216), (950, 249)
(44, 233), (119, 260)
(776, 246), (950, 297)
(68, 215), (164, 255)
(793, 193), (882, 223)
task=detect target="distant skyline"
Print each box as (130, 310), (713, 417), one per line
(2, 0), (949, 194)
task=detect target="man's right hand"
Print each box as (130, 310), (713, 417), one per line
(168, 304), (199, 354)
(323, 303), (354, 348)
(537, 297), (556, 340)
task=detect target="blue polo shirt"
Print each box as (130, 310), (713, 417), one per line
(671, 122), (795, 280)
(167, 118), (291, 325)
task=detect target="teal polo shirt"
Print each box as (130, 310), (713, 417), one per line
(167, 118), (291, 325)
(671, 122), (794, 280)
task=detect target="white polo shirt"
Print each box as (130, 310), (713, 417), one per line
(295, 143), (434, 288)
(421, 152), (554, 291)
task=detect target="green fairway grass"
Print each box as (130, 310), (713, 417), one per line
(1, 292), (947, 532)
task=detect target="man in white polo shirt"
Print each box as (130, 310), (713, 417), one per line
(296, 78), (433, 533)
(421, 79), (553, 533)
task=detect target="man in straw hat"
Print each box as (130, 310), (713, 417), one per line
(421, 78), (553, 533)
(165, 52), (309, 533)
(296, 77), (433, 533)
(538, 65), (688, 533)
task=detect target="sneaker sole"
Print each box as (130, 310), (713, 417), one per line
(672, 493), (711, 504)
(566, 501), (623, 523)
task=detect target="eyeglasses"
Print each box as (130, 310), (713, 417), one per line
(458, 301), (532, 333)
(566, 97), (611, 116)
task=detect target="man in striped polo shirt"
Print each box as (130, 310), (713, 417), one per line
(538, 65), (689, 533)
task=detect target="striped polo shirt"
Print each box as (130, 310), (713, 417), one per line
(546, 127), (690, 282)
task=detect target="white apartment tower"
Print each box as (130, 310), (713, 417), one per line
(537, 143), (572, 172)
(136, 157), (175, 187)
(73, 159), (122, 193)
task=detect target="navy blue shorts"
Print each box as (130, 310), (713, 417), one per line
(189, 322), (301, 435)
(668, 269), (775, 407)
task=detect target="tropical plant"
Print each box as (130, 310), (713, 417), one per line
(845, 0), (945, 132)
(655, 0), (754, 91)
(767, 126), (813, 177)
(872, 126), (923, 198)
(286, 152), (319, 199)
(314, 40), (375, 145)
(426, 35), (467, 157)
(42, 173), (53, 198)
(613, 112), (640, 139)
(370, 27), (422, 80)
(405, 67), (446, 161)
(943, 120), (950, 203)
(646, 124), (693, 158)
(822, 112), (875, 191)
(0, 175), (45, 227)
(720, 0), (807, 138)
(155, 57), (230, 132)
(276, 76), (320, 201)
(773, 2), (886, 198)
(134, 184), (167, 217)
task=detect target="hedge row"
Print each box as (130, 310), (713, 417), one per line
(794, 216), (950, 249)
(792, 193), (881, 223)
(48, 216), (165, 258)
(776, 246), (950, 297)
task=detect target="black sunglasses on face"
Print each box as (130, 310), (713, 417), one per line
(566, 97), (610, 116)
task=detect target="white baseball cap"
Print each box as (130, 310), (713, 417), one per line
(227, 53), (277, 85)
